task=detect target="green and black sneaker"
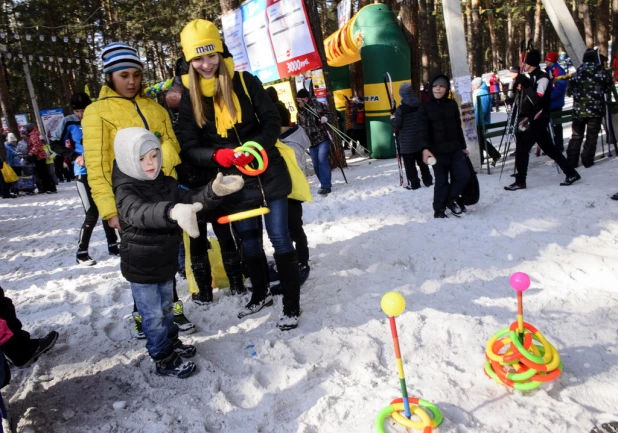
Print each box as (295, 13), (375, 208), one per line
(131, 312), (146, 340)
(173, 301), (196, 334)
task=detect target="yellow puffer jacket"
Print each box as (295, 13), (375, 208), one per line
(82, 86), (182, 220)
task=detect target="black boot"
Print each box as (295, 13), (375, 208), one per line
(190, 255), (213, 305)
(221, 251), (246, 295)
(274, 251), (301, 331)
(238, 255), (273, 319)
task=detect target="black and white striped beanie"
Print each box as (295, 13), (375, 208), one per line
(101, 43), (143, 74)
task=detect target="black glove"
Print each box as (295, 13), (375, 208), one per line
(513, 74), (529, 89)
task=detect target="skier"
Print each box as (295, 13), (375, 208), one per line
(51, 92), (120, 265)
(504, 49), (581, 191)
(419, 74), (471, 218)
(565, 48), (614, 169)
(543, 52), (568, 153)
(296, 88), (335, 196)
(112, 127), (244, 377)
(391, 82), (433, 190)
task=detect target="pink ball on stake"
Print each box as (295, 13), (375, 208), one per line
(509, 272), (531, 292)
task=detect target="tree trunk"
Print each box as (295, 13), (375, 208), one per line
(596, 0), (609, 56)
(578, 0), (594, 48)
(470, 0), (482, 76)
(0, 57), (19, 136)
(305, 0), (347, 167)
(465, 1), (473, 75)
(533, 0), (542, 49)
(419, 0), (429, 83)
(219, 0), (240, 14)
(484, 0), (498, 72)
(610, 0), (618, 60)
(349, 61), (364, 98)
(400, 0), (420, 95)
(507, 9), (515, 68)
(427, 0), (441, 79)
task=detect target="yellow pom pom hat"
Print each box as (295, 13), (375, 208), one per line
(180, 20), (224, 62)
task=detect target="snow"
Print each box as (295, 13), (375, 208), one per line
(2, 136), (618, 432)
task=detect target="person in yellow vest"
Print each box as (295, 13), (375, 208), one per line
(82, 42), (194, 336)
(176, 19), (302, 330)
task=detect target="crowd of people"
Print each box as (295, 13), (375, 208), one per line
(1, 17), (617, 386)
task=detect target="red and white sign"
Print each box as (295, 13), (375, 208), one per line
(266, 0), (322, 79)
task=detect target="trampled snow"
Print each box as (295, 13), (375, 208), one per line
(1, 138), (618, 432)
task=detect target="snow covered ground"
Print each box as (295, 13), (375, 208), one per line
(2, 131), (618, 432)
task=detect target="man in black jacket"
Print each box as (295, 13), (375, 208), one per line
(420, 75), (471, 218)
(504, 50), (581, 191)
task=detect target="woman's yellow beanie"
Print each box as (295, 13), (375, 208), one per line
(180, 20), (223, 62)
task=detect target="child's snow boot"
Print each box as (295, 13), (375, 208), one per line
(132, 312), (146, 339)
(173, 338), (197, 358)
(238, 255), (273, 318)
(221, 251), (247, 295)
(190, 255), (214, 305)
(155, 352), (196, 379)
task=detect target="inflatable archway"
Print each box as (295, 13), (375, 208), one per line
(324, 3), (410, 158)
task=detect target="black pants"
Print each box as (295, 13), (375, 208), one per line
(402, 152), (432, 187)
(566, 117), (603, 168)
(0, 162), (9, 198)
(288, 199), (309, 265)
(515, 115), (576, 184)
(0, 287), (38, 366)
(34, 158), (56, 193)
(432, 150), (471, 211)
(350, 129), (367, 155)
(551, 108), (564, 152)
(76, 176), (118, 252)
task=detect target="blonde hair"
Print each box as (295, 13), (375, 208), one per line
(189, 53), (237, 128)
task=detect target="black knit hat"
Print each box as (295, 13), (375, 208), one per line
(525, 50), (541, 67)
(296, 88), (310, 99)
(583, 48), (607, 64)
(70, 92), (92, 110)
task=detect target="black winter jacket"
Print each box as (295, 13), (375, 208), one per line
(418, 74), (467, 154)
(391, 93), (423, 154)
(112, 165), (220, 284)
(516, 68), (552, 121)
(176, 71), (291, 213)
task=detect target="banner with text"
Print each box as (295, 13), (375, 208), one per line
(222, 0), (321, 83)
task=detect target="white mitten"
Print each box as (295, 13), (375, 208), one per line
(320, 116), (328, 124)
(211, 172), (245, 197)
(170, 203), (203, 238)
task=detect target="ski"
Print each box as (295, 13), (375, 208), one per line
(384, 72), (404, 186)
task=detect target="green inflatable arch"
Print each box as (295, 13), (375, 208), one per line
(325, 3), (410, 158)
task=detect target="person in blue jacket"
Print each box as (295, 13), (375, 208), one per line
(544, 52), (567, 153)
(51, 93), (119, 266)
(472, 77), (501, 165)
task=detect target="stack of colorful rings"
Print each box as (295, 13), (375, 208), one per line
(234, 141), (268, 176)
(484, 272), (563, 391)
(376, 397), (443, 433)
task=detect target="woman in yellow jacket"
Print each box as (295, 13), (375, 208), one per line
(82, 42), (191, 335)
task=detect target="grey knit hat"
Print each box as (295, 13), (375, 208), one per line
(432, 77), (449, 88)
(399, 82), (413, 97)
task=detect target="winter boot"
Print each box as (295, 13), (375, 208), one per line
(14, 331), (59, 368)
(172, 338), (197, 358)
(434, 210), (448, 219)
(238, 255), (273, 319)
(173, 301), (196, 334)
(504, 182), (526, 191)
(560, 172), (581, 186)
(132, 312), (146, 339)
(190, 255), (213, 305)
(154, 352), (196, 379)
(446, 199), (463, 216)
(274, 251), (301, 331)
(76, 250), (96, 266)
(108, 243), (120, 256)
(221, 251), (247, 295)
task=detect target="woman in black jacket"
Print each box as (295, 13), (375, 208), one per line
(176, 19), (301, 330)
(419, 75), (471, 218)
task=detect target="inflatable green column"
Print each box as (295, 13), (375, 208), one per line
(354, 4), (410, 158)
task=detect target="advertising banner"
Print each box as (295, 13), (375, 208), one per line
(221, 8), (251, 72)
(267, 81), (298, 123)
(311, 68), (327, 99)
(337, 0), (351, 28)
(241, 0), (281, 83)
(1, 114), (29, 132)
(222, 0), (321, 83)
(265, 0), (322, 79)
(40, 108), (64, 139)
